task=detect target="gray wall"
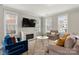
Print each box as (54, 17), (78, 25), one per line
(68, 9), (79, 34)
(41, 7), (79, 35)
(42, 16), (54, 34)
(0, 5), (4, 42)
(1, 4), (79, 42)
(46, 7), (79, 34)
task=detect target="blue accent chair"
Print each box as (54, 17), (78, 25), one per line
(2, 34), (28, 55)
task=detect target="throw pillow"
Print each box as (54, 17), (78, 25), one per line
(64, 36), (76, 48)
(11, 36), (16, 44)
(56, 37), (66, 46)
(56, 32), (70, 47)
(51, 32), (56, 35)
(62, 32), (70, 39)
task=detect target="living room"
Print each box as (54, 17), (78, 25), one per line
(0, 4), (79, 55)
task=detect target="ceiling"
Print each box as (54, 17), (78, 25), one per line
(3, 4), (79, 16)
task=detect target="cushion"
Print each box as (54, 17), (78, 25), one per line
(56, 33), (70, 47)
(62, 32), (70, 39)
(10, 33), (16, 44)
(56, 37), (66, 46)
(51, 32), (56, 35)
(11, 36), (16, 44)
(64, 36), (76, 48)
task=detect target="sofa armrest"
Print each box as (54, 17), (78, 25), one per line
(3, 40), (28, 55)
(47, 45), (78, 55)
(3, 40), (27, 50)
(3, 43), (18, 50)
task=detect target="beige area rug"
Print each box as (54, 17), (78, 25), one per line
(22, 39), (52, 55)
(22, 39), (56, 55)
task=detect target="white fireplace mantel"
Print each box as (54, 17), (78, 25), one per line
(21, 28), (37, 41)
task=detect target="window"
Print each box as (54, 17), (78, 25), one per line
(58, 14), (68, 34)
(35, 19), (41, 36)
(4, 11), (18, 36)
(45, 18), (53, 33)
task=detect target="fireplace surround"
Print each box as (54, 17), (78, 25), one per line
(26, 34), (34, 40)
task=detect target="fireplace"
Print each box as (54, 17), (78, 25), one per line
(26, 34), (34, 40)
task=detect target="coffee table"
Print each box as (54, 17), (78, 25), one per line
(32, 36), (49, 54)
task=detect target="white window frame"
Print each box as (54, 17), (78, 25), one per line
(58, 14), (68, 34)
(4, 10), (18, 36)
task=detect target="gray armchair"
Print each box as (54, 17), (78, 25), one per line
(47, 30), (59, 40)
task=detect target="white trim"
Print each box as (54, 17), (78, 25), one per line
(58, 14), (68, 33)
(4, 10), (18, 36)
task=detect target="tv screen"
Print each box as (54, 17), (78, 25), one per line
(22, 18), (36, 27)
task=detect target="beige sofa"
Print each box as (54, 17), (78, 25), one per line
(47, 35), (79, 55)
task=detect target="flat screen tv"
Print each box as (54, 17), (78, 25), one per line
(22, 18), (36, 27)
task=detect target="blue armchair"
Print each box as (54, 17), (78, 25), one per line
(2, 34), (28, 55)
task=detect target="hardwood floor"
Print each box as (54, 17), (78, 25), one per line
(22, 39), (56, 55)
(22, 39), (49, 55)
